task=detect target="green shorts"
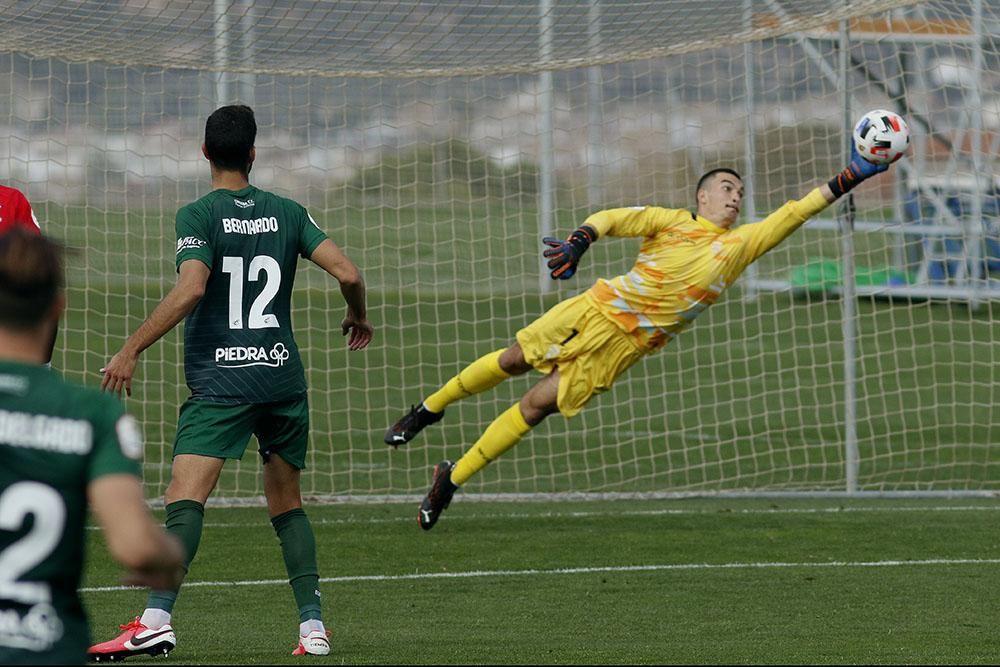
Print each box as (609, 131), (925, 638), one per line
(174, 396), (310, 470)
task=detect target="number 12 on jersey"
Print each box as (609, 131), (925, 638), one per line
(222, 255), (281, 330)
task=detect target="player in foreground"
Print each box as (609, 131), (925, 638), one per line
(90, 105), (373, 660)
(387, 141), (892, 530)
(0, 229), (184, 665)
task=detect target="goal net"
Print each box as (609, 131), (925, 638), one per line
(2, 0), (998, 500)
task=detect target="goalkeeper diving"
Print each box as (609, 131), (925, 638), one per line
(386, 139), (893, 530)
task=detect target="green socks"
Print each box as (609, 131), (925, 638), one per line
(146, 499), (205, 613)
(144, 501), (322, 624)
(271, 508), (322, 622)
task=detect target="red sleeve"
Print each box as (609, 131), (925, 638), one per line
(0, 187), (41, 234)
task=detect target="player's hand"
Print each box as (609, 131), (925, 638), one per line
(121, 533), (185, 591)
(847, 140), (890, 181)
(100, 350), (138, 397)
(542, 225), (597, 280)
(342, 314), (373, 351)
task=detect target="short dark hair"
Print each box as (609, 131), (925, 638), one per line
(0, 229), (64, 330)
(205, 105), (257, 173)
(696, 168), (742, 194)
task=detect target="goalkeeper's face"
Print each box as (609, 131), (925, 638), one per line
(696, 174), (744, 228)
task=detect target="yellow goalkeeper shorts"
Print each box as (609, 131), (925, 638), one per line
(515, 292), (644, 418)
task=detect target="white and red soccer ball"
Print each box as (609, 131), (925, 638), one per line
(853, 109), (910, 165)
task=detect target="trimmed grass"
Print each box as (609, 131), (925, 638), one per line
(83, 498), (1000, 665)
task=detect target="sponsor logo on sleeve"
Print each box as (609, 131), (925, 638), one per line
(214, 342), (291, 369)
(176, 236), (207, 255)
(0, 374), (29, 396)
(115, 414), (144, 461)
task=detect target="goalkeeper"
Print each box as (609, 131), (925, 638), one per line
(386, 141), (892, 530)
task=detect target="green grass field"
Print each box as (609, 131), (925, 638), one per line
(82, 497), (1000, 665)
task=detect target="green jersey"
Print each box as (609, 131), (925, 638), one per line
(175, 186), (328, 404)
(0, 361), (142, 665)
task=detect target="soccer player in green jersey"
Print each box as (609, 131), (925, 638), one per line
(90, 105), (373, 659)
(386, 140), (895, 530)
(0, 229), (184, 665)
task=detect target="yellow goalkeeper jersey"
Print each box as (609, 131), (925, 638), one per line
(582, 188), (830, 351)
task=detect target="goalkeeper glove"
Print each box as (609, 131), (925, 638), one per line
(828, 140), (890, 199)
(542, 225), (598, 280)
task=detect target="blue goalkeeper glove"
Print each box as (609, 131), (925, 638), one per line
(542, 225), (597, 280)
(828, 141), (890, 198)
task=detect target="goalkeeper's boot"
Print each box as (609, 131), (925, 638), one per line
(87, 617), (176, 662)
(292, 629), (332, 656)
(418, 460), (458, 530)
(384, 404), (444, 448)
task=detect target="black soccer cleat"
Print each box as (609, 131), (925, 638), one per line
(384, 404), (444, 448)
(418, 460), (458, 530)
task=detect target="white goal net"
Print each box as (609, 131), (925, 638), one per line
(2, 0), (998, 500)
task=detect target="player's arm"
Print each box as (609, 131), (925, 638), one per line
(308, 238), (373, 351)
(737, 142), (891, 260)
(19, 192), (41, 232)
(8, 187), (41, 233)
(88, 474), (185, 590)
(101, 259), (210, 396)
(821, 141), (889, 202)
(542, 207), (673, 280)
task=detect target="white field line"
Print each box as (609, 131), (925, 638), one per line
(80, 558), (1000, 594)
(83, 503), (1000, 531)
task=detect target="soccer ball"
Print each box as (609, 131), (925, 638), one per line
(853, 109), (910, 164)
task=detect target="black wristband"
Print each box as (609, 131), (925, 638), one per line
(827, 167), (861, 199)
(577, 224), (597, 243)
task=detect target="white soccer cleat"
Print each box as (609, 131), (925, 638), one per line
(292, 629), (331, 656)
(87, 617), (177, 661)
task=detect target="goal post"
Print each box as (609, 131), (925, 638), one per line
(1, 0), (998, 501)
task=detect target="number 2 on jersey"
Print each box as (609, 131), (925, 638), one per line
(222, 255), (281, 329)
(0, 482), (66, 605)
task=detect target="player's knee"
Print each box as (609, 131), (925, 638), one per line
(164, 479), (212, 506)
(499, 344), (531, 375)
(519, 396), (558, 427)
(265, 490), (303, 517)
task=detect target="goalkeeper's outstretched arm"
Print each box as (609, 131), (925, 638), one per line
(738, 140), (894, 261)
(821, 141), (890, 203)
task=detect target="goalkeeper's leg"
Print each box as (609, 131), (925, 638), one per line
(418, 371), (559, 530)
(426, 346), (531, 411)
(386, 346), (530, 446)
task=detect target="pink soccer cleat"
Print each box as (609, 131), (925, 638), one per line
(87, 617), (176, 662)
